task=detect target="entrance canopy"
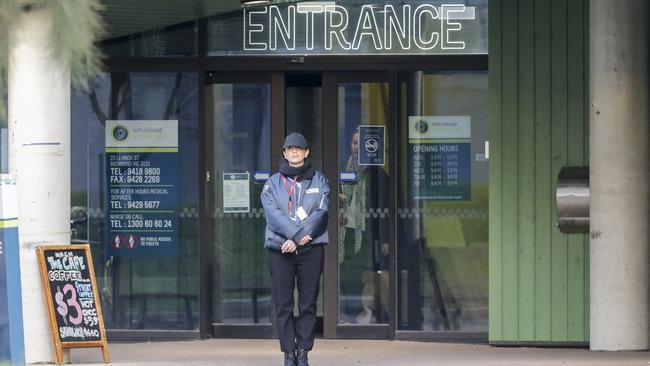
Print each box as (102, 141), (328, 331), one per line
(99, 0), (242, 40)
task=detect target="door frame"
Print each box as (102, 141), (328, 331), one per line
(321, 71), (397, 339)
(204, 70), (396, 340)
(201, 54), (488, 341)
(205, 71), (281, 338)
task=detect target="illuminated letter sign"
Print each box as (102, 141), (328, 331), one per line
(384, 5), (411, 50)
(270, 6), (295, 50)
(297, 3), (324, 50)
(413, 4), (439, 50)
(222, 1), (487, 55)
(244, 8), (268, 50)
(352, 5), (383, 50)
(442, 4), (468, 50)
(324, 5), (351, 50)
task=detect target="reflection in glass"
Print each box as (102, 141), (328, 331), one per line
(71, 72), (200, 330)
(285, 74), (323, 170)
(101, 21), (198, 58)
(285, 75), (325, 319)
(338, 82), (390, 325)
(209, 83), (272, 324)
(397, 71), (488, 332)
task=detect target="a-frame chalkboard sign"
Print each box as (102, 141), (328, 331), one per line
(36, 244), (109, 364)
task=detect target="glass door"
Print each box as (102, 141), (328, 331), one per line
(284, 72), (326, 333)
(205, 69), (487, 341)
(206, 73), (275, 337)
(396, 71), (489, 338)
(206, 71), (395, 340)
(322, 72), (394, 339)
(206, 72), (329, 338)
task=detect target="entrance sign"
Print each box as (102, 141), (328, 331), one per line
(358, 125), (386, 166)
(36, 244), (109, 364)
(208, 0), (488, 56)
(408, 116), (471, 200)
(105, 120), (179, 257)
(223, 172), (251, 213)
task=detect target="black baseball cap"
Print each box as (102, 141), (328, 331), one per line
(282, 132), (309, 149)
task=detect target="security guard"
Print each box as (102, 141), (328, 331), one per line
(261, 132), (330, 366)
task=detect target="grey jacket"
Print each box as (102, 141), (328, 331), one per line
(260, 170), (330, 253)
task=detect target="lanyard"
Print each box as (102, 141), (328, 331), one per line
(282, 176), (299, 214)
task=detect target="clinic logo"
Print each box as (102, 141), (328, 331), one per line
(414, 120), (428, 134)
(113, 125), (128, 141)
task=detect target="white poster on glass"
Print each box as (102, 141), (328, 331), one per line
(223, 172), (251, 213)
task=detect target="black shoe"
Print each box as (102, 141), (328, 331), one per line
(296, 349), (309, 366)
(284, 351), (297, 366)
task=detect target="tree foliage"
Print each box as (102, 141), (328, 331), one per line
(0, 0), (106, 119)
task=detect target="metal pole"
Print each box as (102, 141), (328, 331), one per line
(590, 0), (649, 351)
(8, 5), (71, 363)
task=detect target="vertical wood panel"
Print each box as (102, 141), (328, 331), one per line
(582, 1), (590, 339)
(566, 0), (586, 341)
(500, 0), (519, 340)
(517, 0), (536, 340)
(488, 0), (504, 341)
(550, 0), (569, 341)
(533, 0), (552, 341)
(489, 0), (589, 343)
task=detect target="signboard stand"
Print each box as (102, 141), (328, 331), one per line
(36, 244), (109, 364)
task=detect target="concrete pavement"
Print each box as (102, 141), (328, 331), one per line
(70, 339), (650, 365)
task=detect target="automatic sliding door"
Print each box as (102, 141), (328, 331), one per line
(206, 75), (273, 336)
(323, 73), (394, 339)
(396, 71), (489, 336)
(284, 73), (325, 331)
(338, 80), (391, 327)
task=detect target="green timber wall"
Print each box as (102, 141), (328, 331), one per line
(488, 0), (589, 343)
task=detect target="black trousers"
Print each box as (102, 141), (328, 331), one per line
(267, 245), (324, 352)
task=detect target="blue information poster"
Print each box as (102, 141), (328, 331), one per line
(358, 125), (385, 166)
(105, 121), (179, 257)
(0, 176), (24, 365)
(408, 116), (472, 201)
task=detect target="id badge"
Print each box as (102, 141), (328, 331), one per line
(296, 206), (308, 221)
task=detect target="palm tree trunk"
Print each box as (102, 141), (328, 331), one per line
(8, 5), (70, 363)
